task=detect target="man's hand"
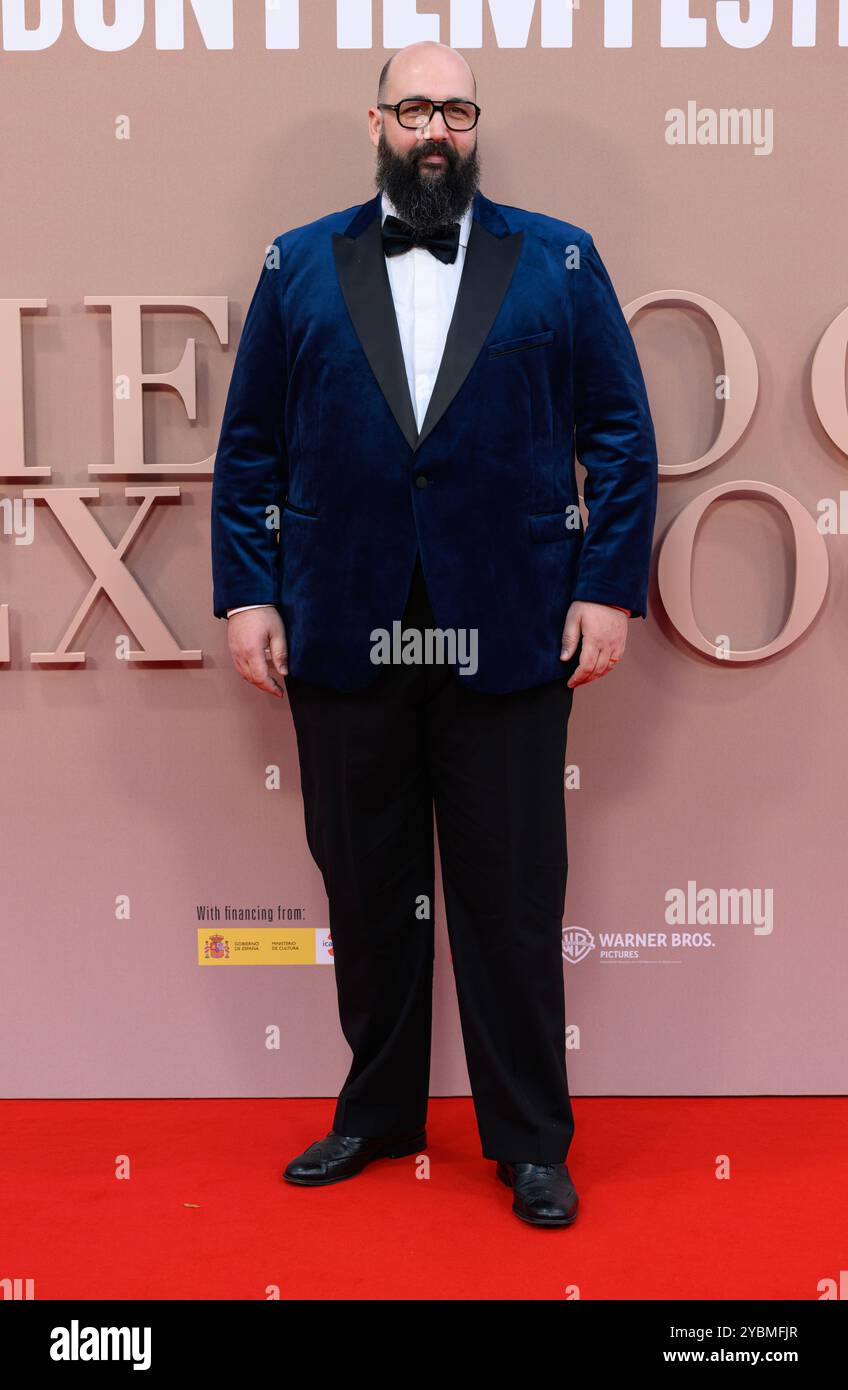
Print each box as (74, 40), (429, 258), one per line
(227, 606), (288, 698)
(560, 601), (628, 688)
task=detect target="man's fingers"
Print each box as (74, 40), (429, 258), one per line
(562, 603), (629, 687)
(567, 638), (602, 688)
(568, 641), (627, 687)
(245, 649), (285, 697)
(227, 609), (288, 697)
(268, 631), (288, 676)
(560, 618), (582, 660)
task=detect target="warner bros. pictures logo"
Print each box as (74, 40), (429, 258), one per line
(203, 933), (230, 960)
(562, 927), (596, 964)
(369, 621), (478, 675)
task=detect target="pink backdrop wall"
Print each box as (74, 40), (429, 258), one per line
(2, 1), (846, 1097)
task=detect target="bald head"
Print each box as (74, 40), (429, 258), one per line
(370, 38), (481, 232)
(377, 40), (477, 106)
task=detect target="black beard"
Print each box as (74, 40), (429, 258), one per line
(375, 129), (481, 233)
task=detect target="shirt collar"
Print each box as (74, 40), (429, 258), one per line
(381, 189), (474, 250)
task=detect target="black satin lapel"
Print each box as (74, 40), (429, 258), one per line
(415, 222), (524, 452)
(332, 216), (419, 452)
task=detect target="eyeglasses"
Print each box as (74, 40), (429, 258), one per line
(378, 98), (481, 132)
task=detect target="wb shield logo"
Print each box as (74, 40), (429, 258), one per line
(562, 927), (595, 963)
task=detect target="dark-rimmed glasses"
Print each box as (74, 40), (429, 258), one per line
(378, 98), (481, 132)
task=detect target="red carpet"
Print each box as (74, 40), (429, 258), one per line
(2, 1098), (844, 1300)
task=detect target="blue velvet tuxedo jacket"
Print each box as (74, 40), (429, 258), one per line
(211, 189), (658, 693)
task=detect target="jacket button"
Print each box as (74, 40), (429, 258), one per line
(415, 476), (429, 489)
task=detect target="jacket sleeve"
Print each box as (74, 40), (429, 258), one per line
(568, 231), (658, 620)
(211, 245), (288, 619)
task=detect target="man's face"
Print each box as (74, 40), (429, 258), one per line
(374, 94), (481, 232)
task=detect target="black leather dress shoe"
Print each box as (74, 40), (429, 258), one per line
(283, 1128), (427, 1185)
(496, 1160), (579, 1226)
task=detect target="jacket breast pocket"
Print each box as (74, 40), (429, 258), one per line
(528, 510), (583, 544)
(487, 328), (555, 358)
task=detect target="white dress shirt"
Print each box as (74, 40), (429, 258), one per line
(227, 191), (474, 617)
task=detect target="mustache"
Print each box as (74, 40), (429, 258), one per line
(413, 144), (457, 163)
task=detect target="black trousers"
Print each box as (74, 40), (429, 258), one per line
(284, 553), (576, 1163)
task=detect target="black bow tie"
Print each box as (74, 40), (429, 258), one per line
(382, 214), (461, 265)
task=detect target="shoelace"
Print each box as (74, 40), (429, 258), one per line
(513, 1162), (561, 1174)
